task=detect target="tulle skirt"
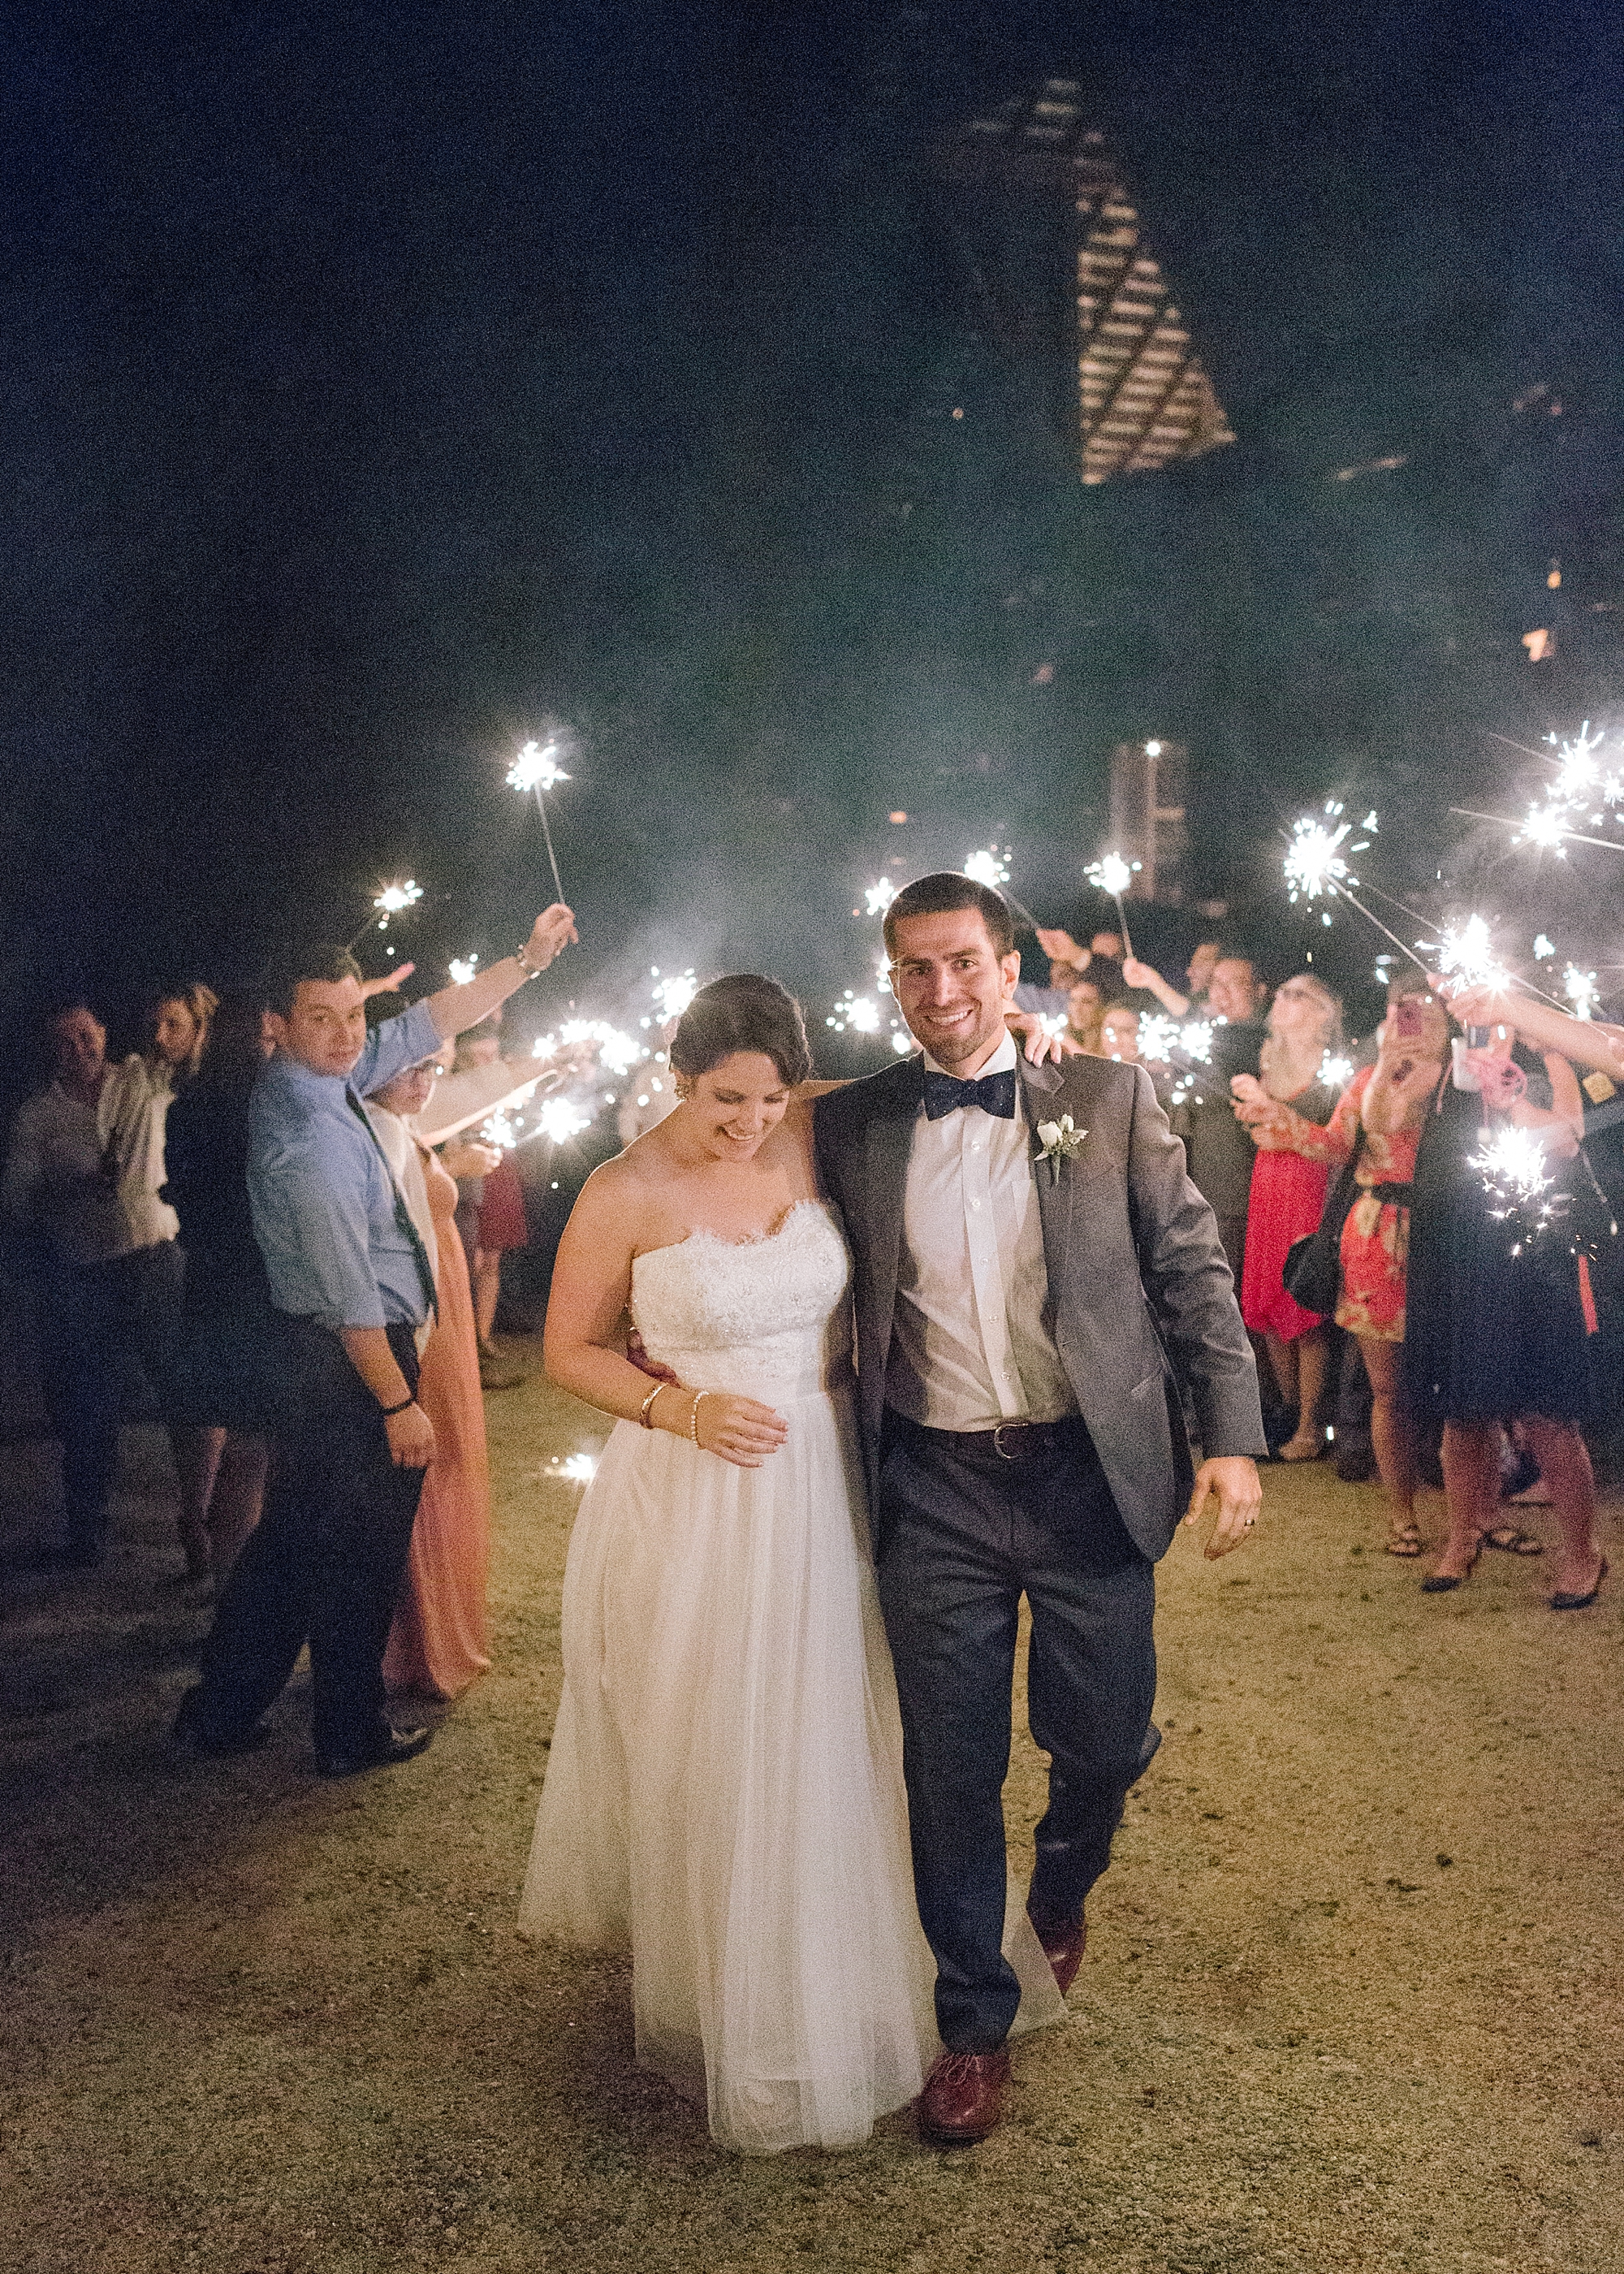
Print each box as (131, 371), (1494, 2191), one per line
(518, 1381), (1063, 2153)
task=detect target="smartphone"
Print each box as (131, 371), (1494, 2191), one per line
(1393, 999), (1424, 1039)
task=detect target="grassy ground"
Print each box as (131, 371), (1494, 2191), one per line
(2, 1344), (1622, 2273)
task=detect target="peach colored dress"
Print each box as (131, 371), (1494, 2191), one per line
(383, 1143), (492, 1698)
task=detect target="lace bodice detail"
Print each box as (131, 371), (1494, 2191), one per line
(630, 1200), (853, 1400)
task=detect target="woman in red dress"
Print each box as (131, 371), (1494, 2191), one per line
(1236, 983), (1450, 1555)
(1230, 974), (1342, 1462)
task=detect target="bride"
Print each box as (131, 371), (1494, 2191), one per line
(519, 975), (1060, 2153)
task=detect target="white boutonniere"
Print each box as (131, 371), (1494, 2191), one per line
(1034, 1114), (1086, 1182)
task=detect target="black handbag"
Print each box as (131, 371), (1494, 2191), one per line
(1282, 1124), (1367, 1317)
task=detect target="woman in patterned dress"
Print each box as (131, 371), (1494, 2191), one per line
(1235, 981), (1449, 1554)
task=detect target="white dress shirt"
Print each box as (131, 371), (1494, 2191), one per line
(885, 1031), (1078, 1430)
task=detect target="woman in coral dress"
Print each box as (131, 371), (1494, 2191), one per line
(1235, 982), (1449, 1556)
(364, 1033), (494, 1700)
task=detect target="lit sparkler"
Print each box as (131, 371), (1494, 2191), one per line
(1533, 934), (1557, 961)
(373, 879), (424, 923)
(507, 733), (573, 902)
(827, 992), (882, 1035)
(650, 967), (698, 1022)
(1469, 1126), (1562, 1252)
(537, 1097), (591, 1147)
(1564, 966), (1600, 1021)
(1283, 810), (1354, 903)
(1085, 850), (1141, 958)
(447, 954), (479, 986)
(481, 1109), (521, 1151)
(964, 847), (1010, 888)
(865, 878), (900, 916)
(1433, 916), (1510, 992)
(1320, 1052), (1355, 1090)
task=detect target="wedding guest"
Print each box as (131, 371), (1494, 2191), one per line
(1179, 956), (1268, 1285)
(1404, 1021), (1605, 1605)
(363, 1004), (495, 1700)
(1099, 1005), (1142, 1061)
(1236, 979), (1445, 1554)
(1230, 974), (1342, 1460)
(174, 905), (576, 1774)
(448, 1021), (530, 1389)
(1121, 939), (1222, 1020)
(162, 993), (277, 1588)
(3, 1005), (136, 1564)
(102, 984), (225, 1574)
(1065, 978), (1107, 1054)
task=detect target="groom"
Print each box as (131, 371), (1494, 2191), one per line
(814, 872), (1265, 2145)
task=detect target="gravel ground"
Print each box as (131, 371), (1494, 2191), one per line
(2, 1345), (1622, 2274)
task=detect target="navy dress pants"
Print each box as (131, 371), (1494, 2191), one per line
(193, 1318), (425, 1756)
(876, 1413), (1160, 2052)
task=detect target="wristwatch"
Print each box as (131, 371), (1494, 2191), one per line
(514, 940), (545, 978)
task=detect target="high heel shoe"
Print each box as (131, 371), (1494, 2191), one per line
(1421, 1538), (1482, 1593)
(1550, 1554), (1608, 1612)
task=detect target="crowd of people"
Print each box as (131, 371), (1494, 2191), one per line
(3, 876), (1619, 2159)
(1013, 921), (1622, 1602)
(2, 912), (577, 1777)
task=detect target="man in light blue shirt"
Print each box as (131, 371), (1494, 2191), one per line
(175, 904), (577, 1775)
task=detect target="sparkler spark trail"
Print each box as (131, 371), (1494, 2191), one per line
(373, 879), (424, 921)
(1283, 811), (1354, 902)
(963, 847), (1009, 888)
(1564, 966), (1600, 1021)
(508, 737), (572, 901)
(447, 955), (479, 987)
(1320, 1052), (1355, 1090)
(537, 1097), (591, 1147)
(650, 968), (698, 1022)
(507, 739), (570, 796)
(1434, 916), (1510, 992)
(1451, 807), (1624, 855)
(865, 878), (899, 916)
(1085, 850), (1141, 956)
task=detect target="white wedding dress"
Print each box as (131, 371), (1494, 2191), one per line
(518, 1199), (1062, 2154)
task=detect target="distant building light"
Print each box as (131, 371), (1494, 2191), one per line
(1145, 739), (1162, 756)
(889, 811), (909, 824)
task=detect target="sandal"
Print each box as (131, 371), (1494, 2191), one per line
(1384, 1521), (1424, 1559)
(1481, 1524), (1544, 1557)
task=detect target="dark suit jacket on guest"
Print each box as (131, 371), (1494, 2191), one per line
(813, 1052), (1267, 1565)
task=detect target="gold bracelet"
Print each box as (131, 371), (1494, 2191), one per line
(639, 1382), (663, 1429)
(689, 1390), (711, 1446)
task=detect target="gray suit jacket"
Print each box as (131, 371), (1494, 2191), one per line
(813, 1052), (1266, 1563)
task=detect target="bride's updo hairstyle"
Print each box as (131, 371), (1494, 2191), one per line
(669, 975), (813, 1092)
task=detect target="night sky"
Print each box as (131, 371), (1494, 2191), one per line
(6, 0), (1623, 1079)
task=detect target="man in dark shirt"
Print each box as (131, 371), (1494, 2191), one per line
(1177, 956), (1268, 1284)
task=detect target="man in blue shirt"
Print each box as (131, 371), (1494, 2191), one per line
(175, 903), (576, 1775)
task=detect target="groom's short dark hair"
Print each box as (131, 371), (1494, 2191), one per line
(883, 873), (1015, 962)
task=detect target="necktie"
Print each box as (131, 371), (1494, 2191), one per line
(922, 1067), (1017, 1122)
(345, 1091), (439, 1323)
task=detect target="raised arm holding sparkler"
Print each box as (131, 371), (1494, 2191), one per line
(1438, 979), (1624, 1083)
(420, 904), (577, 1041)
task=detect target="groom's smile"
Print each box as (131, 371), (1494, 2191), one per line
(888, 908), (1022, 1076)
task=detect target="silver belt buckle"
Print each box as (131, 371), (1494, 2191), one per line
(991, 1422), (1025, 1461)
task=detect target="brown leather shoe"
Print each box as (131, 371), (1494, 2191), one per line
(918, 2049), (1010, 2145)
(1028, 1904), (1087, 1995)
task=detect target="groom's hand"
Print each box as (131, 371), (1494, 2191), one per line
(1183, 1456), (1261, 1559)
(625, 1327), (681, 1386)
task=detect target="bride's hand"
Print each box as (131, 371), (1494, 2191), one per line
(692, 1392), (789, 1468)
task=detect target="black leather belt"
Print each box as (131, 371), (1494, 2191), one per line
(1366, 1182), (1413, 1205)
(890, 1412), (1087, 1463)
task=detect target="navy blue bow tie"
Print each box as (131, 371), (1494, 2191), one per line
(922, 1067), (1017, 1122)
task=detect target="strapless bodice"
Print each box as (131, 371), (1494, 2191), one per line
(630, 1200), (853, 1402)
